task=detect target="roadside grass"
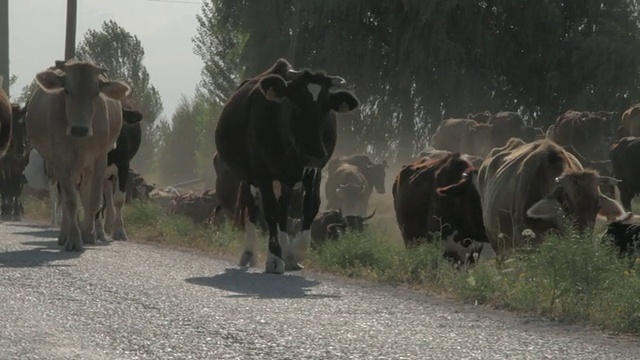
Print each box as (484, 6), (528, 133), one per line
(22, 196), (640, 335)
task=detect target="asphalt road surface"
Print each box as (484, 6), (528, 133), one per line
(1, 221), (639, 359)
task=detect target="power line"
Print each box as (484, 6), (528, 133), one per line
(146, 0), (203, 4)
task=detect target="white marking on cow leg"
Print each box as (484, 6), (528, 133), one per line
(307, 83), (322, 102)
(478, 242), (497, 261)
(111, 187), (127, 241)
(272, 181), (282, 200)
(239, 212), (259, 268)
(286, 230), (310, 271)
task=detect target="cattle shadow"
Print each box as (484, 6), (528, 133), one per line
(185, 267), (341, 300)
(0, 240), (82, 268)
(12, 229), (59, 239)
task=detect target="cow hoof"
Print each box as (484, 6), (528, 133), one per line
(82, 233), (96, 245)
(239, 250), (257, 268)
(111, 229), (128, 241)
(64, 240), (83, 252)
(285, 262), (304, 271)
(264, 252), (285, 274)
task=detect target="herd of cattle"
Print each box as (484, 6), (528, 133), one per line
(0, 58), (639, 275)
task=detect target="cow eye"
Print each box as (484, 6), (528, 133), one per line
(64, 89), (69, 95)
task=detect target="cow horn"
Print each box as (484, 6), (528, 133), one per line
(330, 75), (346, 86)
(590, 159), (612, 166)
(555, 175), (564, 183)
(339, 183), (348, 189)
(599, 175), (622, 186)
(286, 69), (303, 81)
(363, 209), (377, 221)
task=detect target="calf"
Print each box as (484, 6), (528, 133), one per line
(95, 107), (144, 241)
(602, 214), (640, 259)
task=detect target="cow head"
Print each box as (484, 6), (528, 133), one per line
(257, 67), (360, 167)
(435, 162), (489, 247)
(359, 159), (388, 195)
(344, 209), (376, 232)
(526, 171), (627, 231)
(35, 60), (131, 138)
(464, 123), (493, 157)
(467, 111), (492, 124)
(123, 108), (144, 124)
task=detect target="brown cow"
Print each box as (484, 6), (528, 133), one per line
(170, 189), (220, 224)
(431, 118), (493, 158)
(26, 60), (131, 251)
(0, 79), (14, 158)
(324, 154), (387, 214)
(546, 110), (615, 196)
(392, 153), (494, 264)
(478, 139), (626, 254)
(416, 147), (484, 169)
(619, 104), (640, 138)
(610, 136), (640, 211)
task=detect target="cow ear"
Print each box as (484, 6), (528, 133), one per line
(35, 70), (65, 92)
(258, 74), (287, 102)
(330, 90), (360, 113)
(597, 194), (626, 221)
(123, 109), (143, 124)
(100, 80), (131, 100)
(526, 195), (560, 219)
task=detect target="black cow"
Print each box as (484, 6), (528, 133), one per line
(215, 58), (360, 274)
(125, 167), (154, 203)
(0, 103), (27, 220)
(610, 137), (640, 211)
(95, 107), (144, 241)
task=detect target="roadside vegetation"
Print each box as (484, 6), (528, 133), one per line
(22, 196), (640, 336)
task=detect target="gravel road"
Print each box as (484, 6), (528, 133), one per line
(1, 221), (639, 359)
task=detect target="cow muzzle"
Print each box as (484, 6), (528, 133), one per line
(68, 125), (91, 138)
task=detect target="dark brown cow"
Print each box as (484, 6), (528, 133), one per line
(215, 58), (360, 274)
(125, 168), (154, 203)
(479, 139), (626, 253)
(324, 154), (387, 215)
(416, 148), (484, 169)
(392, 153), (493, 264)
(610, 137), (640, 211)
(0, 103), (27, 219)
(619, 104), (640, 138)
(467, 111), (492, 123)
(170, 189), (219, 224)
(0, 82), (14, 158)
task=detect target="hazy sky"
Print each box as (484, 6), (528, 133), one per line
(8, 0), (205, 121)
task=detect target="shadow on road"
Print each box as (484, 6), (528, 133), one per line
(12, 229), (59, 239)
(0, 240), (83, 268)
(185, 267), (342, 300)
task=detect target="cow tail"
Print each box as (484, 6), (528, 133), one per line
(233, 184), (246, 230)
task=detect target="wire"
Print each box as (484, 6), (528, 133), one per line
(146, 0), (203, 4)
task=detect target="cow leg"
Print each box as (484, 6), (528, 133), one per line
(257, 182), (287, 274)
(50, 180), (62, 226)
(275, 182), (298, 271)
(111, 163), (129, 240)
(238, 182), (261, 269)
(93, 186), (109, 243)
(57, 176), (82, 251)
(102, 176), (116, 235)
(80, 157), (107, 245)
(619, 186), (633, 212)
(289, 169), (320, 270)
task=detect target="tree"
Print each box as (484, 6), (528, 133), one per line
(76, 20), (163, 172)
(194, 1), (640, 163)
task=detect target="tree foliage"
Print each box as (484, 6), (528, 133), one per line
(76, 20), (164, 171)
(194, 0), (640, 162)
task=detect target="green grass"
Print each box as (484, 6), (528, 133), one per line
(22, 196), (640, 336)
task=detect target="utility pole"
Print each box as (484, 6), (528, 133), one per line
(64, 0), (77, 60)
(0, 0), (9, 96)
